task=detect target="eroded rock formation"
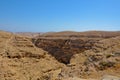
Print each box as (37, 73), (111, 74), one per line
(33, 38), (97, 64)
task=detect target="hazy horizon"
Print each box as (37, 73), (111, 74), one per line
(0, 0), (120, 32)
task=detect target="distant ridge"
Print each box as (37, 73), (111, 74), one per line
(39, 30), (120, 38)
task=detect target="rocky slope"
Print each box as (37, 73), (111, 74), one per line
(0, 30), (120, 80)
(0, 31), (64, 80)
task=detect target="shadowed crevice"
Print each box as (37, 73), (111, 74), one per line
(33, 38), (95, 64)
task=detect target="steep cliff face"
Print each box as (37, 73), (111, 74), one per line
(33, 38), (98, 64)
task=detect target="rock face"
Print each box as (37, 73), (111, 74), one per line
(33, 38), (96, 64)
(0, 30), (120, 80)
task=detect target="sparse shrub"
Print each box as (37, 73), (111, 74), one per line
(89, 55), (103, 62)
(98, 61), (115, 70)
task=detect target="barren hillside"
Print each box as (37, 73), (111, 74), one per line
(39, 31), (120, 38)
(0, 31), (64, 80)
(0, 30), (120, 80)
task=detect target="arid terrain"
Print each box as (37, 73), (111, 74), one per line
(0, 30), (120, 80)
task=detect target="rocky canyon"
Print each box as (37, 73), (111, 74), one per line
(0, 30), (120, 80)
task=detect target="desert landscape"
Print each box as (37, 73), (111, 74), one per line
(1, 0), (120, 80)
(0, 30), (120, 80)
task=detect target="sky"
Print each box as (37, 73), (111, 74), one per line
(0, 0), (120, 32)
